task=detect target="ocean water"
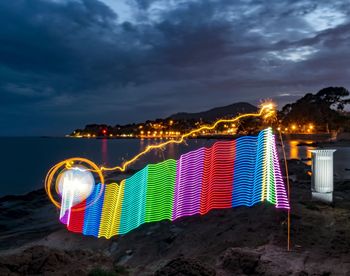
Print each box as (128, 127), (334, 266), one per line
(0, 137), (349, 197)
(0, 137), (217, 197)
(283, 139), (350, 180)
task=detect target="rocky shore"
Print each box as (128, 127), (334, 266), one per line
(1, 159), (350, 275)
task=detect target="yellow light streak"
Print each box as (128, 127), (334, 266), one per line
(45, 102), (276, 209)
(98, 103), (275, 173)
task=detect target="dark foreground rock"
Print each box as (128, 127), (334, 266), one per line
(0, 245), (113, 275)
(155, 258), (216, 276)
(220, 247), (260, 274)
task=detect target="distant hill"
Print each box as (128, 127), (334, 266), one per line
(168, 102), (258, 121)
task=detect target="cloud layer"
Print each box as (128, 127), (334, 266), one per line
(1, 0), (350, 135)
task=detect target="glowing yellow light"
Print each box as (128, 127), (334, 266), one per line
(309, 124), (314, 130)
(260, 101), (277, 123)
(57, 165), (95, 206)
(291, 125), (296, 130)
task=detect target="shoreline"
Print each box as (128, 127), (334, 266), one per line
(1, 159), (350, 274)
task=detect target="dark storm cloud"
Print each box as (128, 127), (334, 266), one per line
(1, 0), (350, 135)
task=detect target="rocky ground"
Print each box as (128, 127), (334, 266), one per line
(0, 160), (350, 275)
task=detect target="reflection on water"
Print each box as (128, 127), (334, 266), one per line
(133, 138), (215, 167)
(138, 138), (177, 163)
(289, 141), (299, 160)
(285, 140), (316, 166)
(101, 138), (108, 165)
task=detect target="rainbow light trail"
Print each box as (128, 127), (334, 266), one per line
(59, 128), (289, 239)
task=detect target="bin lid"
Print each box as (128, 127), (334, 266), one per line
(309, 149), (337, 154)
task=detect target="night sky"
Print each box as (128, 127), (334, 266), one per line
(1, 0), (350, 136)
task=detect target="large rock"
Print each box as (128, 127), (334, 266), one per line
(0, 245), (113, 275)
(220, 247), (260, 274)
(154, 257), (216, 276)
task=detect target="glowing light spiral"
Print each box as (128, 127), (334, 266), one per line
(45, 157), (104, 209)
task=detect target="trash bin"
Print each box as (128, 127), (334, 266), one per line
(310, 149), (336, 203)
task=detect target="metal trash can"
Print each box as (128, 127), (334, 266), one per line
(310, 149), (336, 203)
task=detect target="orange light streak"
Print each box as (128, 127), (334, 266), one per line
(98, 103), (275, 173)
(45, 102), (275, 209)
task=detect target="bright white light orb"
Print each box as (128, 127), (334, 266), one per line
(57, 165), (95, 206)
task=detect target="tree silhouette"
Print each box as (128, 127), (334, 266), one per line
(279, 87), (350, 132)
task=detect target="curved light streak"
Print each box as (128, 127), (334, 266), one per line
(45, 158), (105, 209)
(98, 103), (275, 173)
(45, 103), (275, 208)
